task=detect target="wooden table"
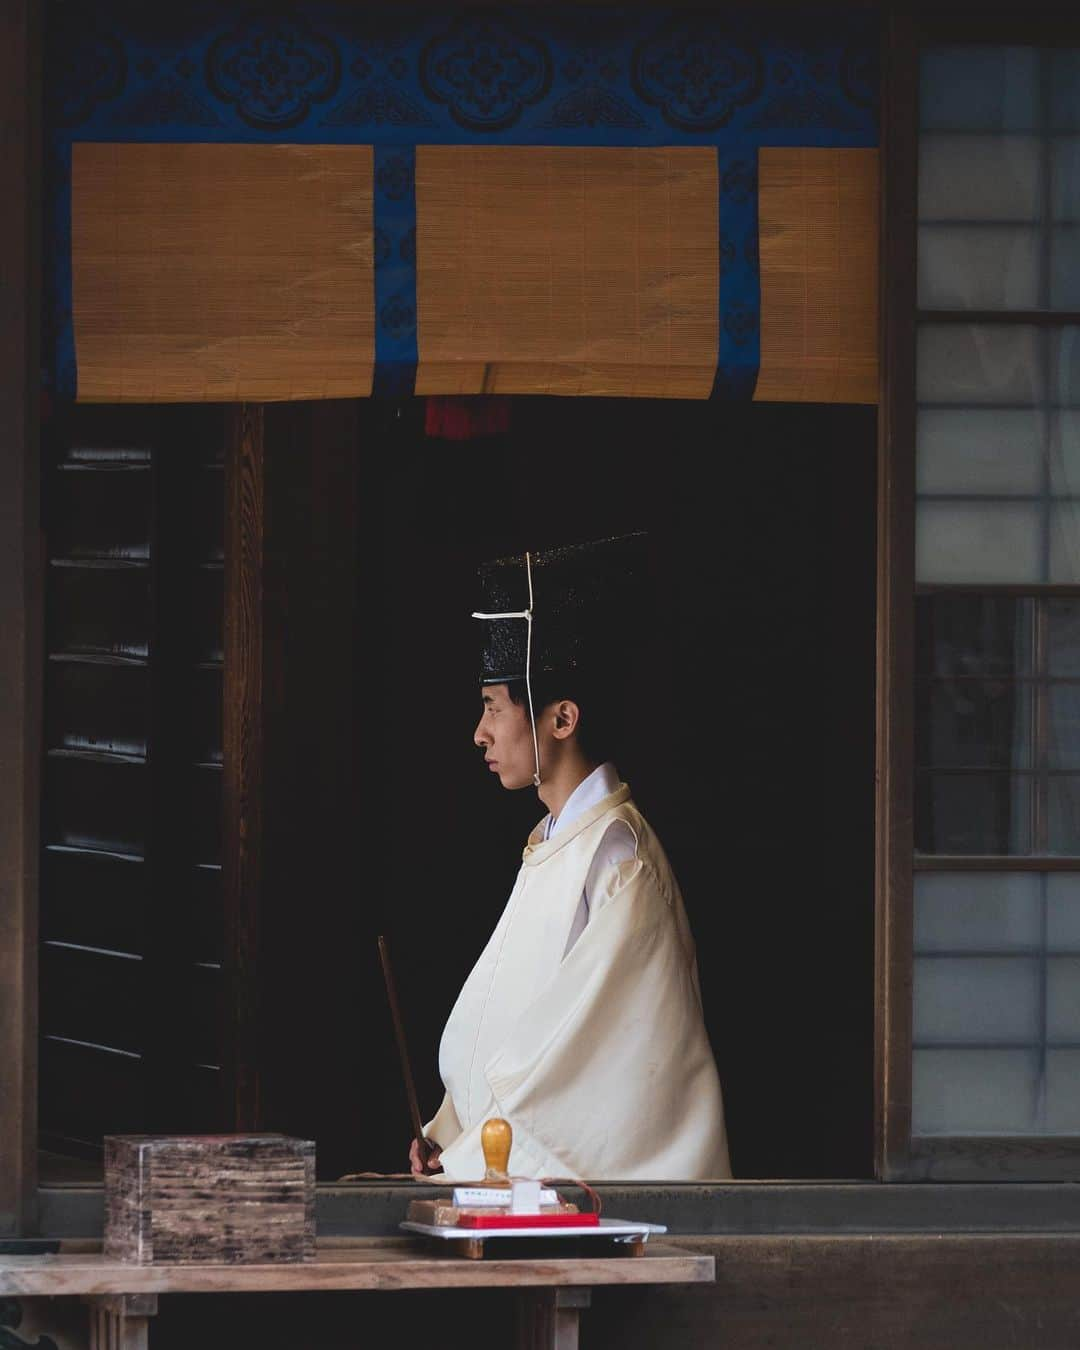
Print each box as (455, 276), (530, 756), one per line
(0, 1239), (714, 1350)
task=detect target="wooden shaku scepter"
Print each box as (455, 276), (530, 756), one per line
(377, 934), (433, 1171)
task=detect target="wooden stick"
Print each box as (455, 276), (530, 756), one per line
(377, 935), (432, 1170)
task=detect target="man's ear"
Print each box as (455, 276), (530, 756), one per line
(552, 699), (581, 741)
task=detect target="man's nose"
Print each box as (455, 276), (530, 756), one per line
(474, 718), (490, 748)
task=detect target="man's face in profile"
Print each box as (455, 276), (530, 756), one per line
(473, 683), (538, 790)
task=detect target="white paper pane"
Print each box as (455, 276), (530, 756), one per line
(913, 1048), (1039, 1133)
(1048, 873), (1080, 950)
(920, 134), (1042, 221)
(1049, 501), (1080, 583)
(1048, 957), (1080, 1041)
(1046, 1049), (1080, 1131)
(914, 956), (1039, 1042)
(919, 226), (1041, 311)
(1048, 685), (1080, 770)
(1050, 52), (1080, 133)
(921, 47), (1039, 132)
(1051, 137), (1080, 221)
(917, 501), (1042, 584)
(915, 872), (1041, 952)
(1050, 228), (1080, 310)
(918, 409), (1044, 495)
(918, 325), (1043, 405)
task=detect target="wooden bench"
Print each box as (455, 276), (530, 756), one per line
(0, 1238), (714, 1350)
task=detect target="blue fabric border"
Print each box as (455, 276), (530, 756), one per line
(46, 4), (880, 401)
(372, 146), (418, 398)
(712, 149), (759, 401)
(51, 144), (77, 401)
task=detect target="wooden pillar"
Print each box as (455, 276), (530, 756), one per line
(875, 12), (918, 1181)
(223, 405), (266, 1131)
(0, 0), (41, 1235)
(221, 400), (361, 1160)
(86, 1294), (158, 1350)
(516, 1288), (591, 1350)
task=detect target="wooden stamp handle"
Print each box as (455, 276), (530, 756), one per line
(481, 1118), (512, 1180)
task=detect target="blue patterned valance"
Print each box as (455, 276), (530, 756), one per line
(46, 3), (879, 402)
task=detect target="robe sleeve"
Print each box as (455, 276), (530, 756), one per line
(422, 1090), (463, 1149)
(440, 855), (730, 1182)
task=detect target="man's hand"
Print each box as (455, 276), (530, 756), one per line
(409, 1137), (443, 1176)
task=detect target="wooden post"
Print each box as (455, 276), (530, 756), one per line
(0, 0), (41, 1236)
(86, 1294), (158, 1350)
(223, 405), (266, 1131)
(516, 1288), (591, 1350)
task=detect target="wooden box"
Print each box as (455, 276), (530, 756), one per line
(104, 1134), (315, 1264)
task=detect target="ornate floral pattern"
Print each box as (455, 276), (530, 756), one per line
(724, 303), (759, 347)
(323, 83), (433, 128)
(120, 77), (222, 126)
(721, 158), (755, 205)
(376, 153), (414, 202)
(207, 14), (339, 130)
(420, 16), (551, 131)
(632, 19), (764, 131)
(380, 294), (416, 341)
(537, 86), (646, 130)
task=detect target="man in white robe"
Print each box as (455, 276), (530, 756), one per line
(409, 536), (730, 1182)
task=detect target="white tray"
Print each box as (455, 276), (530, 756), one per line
(401, 1217), (666, 1243)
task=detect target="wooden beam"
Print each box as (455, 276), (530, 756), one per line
(0, 0), (41, 1235)
(589, 1234), (1080, 1350)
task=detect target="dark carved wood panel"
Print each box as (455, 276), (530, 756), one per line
(44, 756), (149, 857)
(41, 849), (145, 956)
(38, 406), (228, 1174)
(45, 659), (150, 758)
(48, 565), (151, 658)
(39, 945), (144, 1056)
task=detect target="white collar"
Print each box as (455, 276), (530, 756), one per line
(544, 762), (621, 840)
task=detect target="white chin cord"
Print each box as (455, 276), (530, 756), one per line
(472, 550), (542, 787)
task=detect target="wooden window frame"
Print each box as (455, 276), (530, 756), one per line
(0, 0), (42, 1238)
(877, 10), (1080, 1182)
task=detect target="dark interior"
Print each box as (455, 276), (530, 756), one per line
(338, 395), (878, 1180)
(38, 394), (877, 1183)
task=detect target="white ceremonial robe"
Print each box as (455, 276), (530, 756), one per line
(423, 782), (731, 1181)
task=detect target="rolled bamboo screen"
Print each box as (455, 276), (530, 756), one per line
(414, 145), (719, 399)
(71, 143), (375, 402)
(756, 147), (879, 405)
(69, 141), (879, 404)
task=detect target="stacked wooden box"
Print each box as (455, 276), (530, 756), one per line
(104, 1134), (315, 1264)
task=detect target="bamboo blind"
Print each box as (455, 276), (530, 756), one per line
(755, 147), (879, 405)
(414, 145), (719, 399)
(71, 143), (375, 402)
